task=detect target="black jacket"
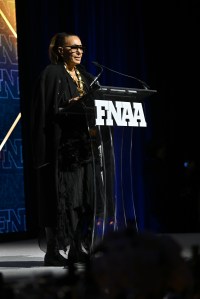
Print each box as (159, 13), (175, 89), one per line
(31, 63), (95, 225)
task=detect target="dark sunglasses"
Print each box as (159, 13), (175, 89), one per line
(64, 45), (85, 52)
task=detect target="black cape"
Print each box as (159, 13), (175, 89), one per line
(30, 63), (96, 226)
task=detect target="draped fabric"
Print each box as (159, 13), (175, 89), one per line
(16, 0), (200, 234)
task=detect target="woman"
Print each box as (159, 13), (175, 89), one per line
(31, 32), (103, 266)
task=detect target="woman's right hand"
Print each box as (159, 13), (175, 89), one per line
(69, 96), (81, 103)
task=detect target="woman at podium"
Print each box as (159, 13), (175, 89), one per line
(31, 32), (103, 266)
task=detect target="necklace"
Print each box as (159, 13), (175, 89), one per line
(64, 64), (85, 96)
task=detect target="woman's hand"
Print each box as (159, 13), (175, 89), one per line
(69, 96), (81, 103)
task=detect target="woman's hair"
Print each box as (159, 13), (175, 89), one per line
(48, 32), (78, 64)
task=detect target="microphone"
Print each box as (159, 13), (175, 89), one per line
(89, 62), (104, 89)
(92, 61), (150, 90)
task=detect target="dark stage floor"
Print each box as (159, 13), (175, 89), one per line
(0, 233), (200, 283)
(0, 238), (85, 284)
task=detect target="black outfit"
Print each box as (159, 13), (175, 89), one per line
(31, 63), (103, 260)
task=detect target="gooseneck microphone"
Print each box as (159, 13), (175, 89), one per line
(89, 62), (104, 89)
(92, 61), (150, 90)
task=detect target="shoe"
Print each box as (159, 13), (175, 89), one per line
(44, 252), (69, 266)
(68, 246), (90, 264)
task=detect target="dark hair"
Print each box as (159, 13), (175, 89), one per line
(48, 32), (79, 64)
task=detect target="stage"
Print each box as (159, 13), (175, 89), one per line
(0, 238), (85, 283)
(0, 233), (200, 283)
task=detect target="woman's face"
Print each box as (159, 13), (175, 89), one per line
(59, 35), (84, 67)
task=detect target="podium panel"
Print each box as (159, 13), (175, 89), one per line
(61, 85), (156, 248)
(87, 86), (156, 247)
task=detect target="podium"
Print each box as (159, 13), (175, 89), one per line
(60, 85), (157, 247)
(80, 85), (157, 246)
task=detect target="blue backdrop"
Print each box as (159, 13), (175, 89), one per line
(12, 0), (200, 236)
(0, 0), (26, 235)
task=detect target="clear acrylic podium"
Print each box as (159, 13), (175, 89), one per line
(64, 85), (157, 248)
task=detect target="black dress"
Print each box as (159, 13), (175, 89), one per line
(31, 63), (103, 252)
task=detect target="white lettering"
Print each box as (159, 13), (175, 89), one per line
(133, 102), (147, 127)
(106, 101), (123, 126)
(121, 102), (134, 126)
(95, 100), (108, 125)
(94, 100), (147, 127)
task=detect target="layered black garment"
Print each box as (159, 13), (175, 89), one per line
(31, 63), (104, 250)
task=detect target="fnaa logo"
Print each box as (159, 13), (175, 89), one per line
(95, 100), (147, 127)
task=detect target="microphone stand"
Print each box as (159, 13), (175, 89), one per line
(92, 61), (150, 90)
(89, 64), (104, 90)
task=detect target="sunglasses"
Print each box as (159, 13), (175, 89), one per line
(63, 45), (85, 53)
